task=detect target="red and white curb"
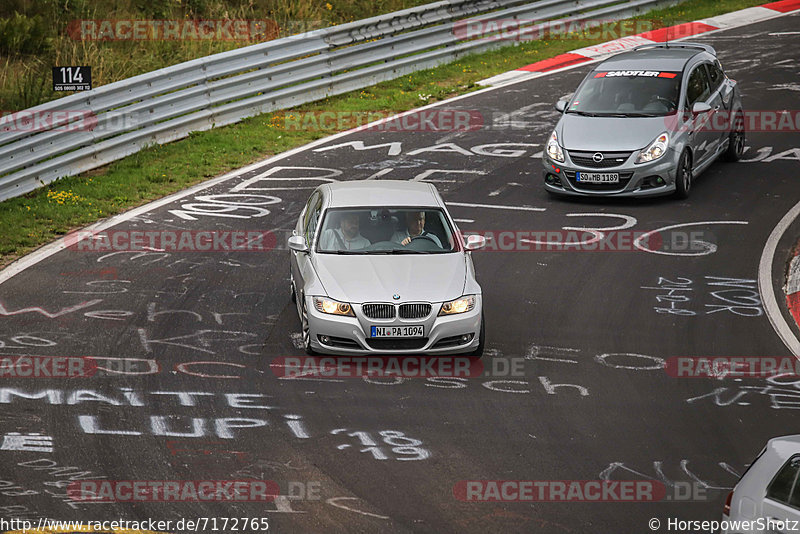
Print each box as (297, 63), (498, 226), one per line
(760, 200), (800, 358)
(787, 245), (800, 335)
(478, 0), (800, 86)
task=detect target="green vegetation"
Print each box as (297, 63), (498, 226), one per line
(0, 0), (432, 109)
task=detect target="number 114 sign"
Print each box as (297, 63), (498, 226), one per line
(52, 66), (92, 91)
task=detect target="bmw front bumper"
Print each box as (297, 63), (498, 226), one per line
(542, 148), (681, 197)
(305, 295), (483, 355)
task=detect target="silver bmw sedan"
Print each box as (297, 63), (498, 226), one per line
(288, 180), (486, 356)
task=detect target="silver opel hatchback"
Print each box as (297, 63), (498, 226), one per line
(288, 181), (486, 356)
(542, 43), (745, 198)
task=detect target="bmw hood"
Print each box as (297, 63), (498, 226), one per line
(558, 114), (671, 152)
(312, 254), (466, 304)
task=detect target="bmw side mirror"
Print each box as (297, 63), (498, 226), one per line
(691, 102), (712, 114)
(288, 235), (308, 252)
(555, 100), (567, 113)
(465, 234), (486, 251)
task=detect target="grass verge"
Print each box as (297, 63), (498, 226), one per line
(0, 0), (769, 267)
(0, 0), (432, 109)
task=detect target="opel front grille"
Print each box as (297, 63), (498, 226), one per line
(568, 151), (632, 169)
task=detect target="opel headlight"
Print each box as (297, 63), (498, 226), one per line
(439, 295), (476, 316)
(546, 130), (565, 163)
(635, 132), (669, 164)
(313, 297), (355, 316)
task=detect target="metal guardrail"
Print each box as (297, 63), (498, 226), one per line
(0, 0), (678, 201)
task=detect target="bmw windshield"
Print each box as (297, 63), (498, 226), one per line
(316, 207), (457, 254)
(567, 70), (682, 116)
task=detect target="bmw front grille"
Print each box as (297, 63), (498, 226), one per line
(362, 303), (396, 319)
(399, 303), (432, 319)
(361, 303), (432, 319)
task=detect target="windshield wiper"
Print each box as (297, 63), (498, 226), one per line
(351, 249), (415, 254)
(370, 249), (435, 254)
(588, 113), (632, 118)
(604, 112), (666, 117)
(332, 249), (439, 255)
(565, 110), (603, 117)
(622, 112), (664, 117)
(570, 111), (657, 118)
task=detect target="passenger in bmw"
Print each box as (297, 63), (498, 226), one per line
(319, 212), (371, 251)
(392, 211), (442, 247)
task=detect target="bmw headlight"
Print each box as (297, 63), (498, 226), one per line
(438, 295), (476, 316)
(313, 297), (355, 316)
(635, 132), (669, 164)
(546, 130), (565, 163)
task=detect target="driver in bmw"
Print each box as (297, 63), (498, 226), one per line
(392, 210), (442, 247)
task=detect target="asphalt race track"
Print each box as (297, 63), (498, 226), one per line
(0, 13), (799, 534)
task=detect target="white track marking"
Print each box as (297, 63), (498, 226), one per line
(488, 182), (521, 197)
(700, 6), (778, 28)
(758, 199), (800, 357)
(366, 168), (394, 180)
(412, 169), (485, 182)
(446, 202), (545, 212)
(563, 213), (637, 231)
(325, 497), (390, 519)
(519, 213), (636, 247)
(633, 221), (749, 257)
(521, 230), (602, 247)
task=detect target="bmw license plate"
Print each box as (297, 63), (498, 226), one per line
(370, 325), (424, 338)
(576, 172), (619, 183)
